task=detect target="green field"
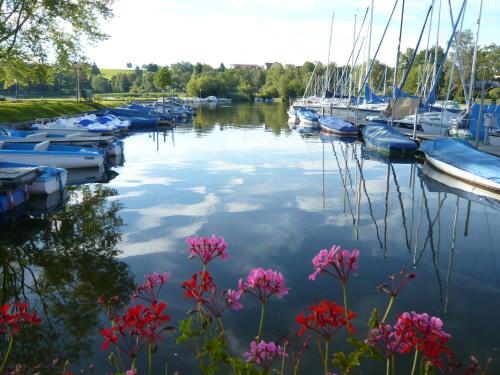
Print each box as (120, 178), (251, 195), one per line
(0, 100), (106, 123)
(100, 68), (135, 79)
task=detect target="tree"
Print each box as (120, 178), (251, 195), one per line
(219, 62), (226, 72)
(154, 66), (172, 92)
(142, 63), (159, 73)
(126, 62), (132, 68)
(91, 75), (111, 93)
(90, 63), (101, 76)
(110, 73), (131, 92)
(0, 0), (113, 62)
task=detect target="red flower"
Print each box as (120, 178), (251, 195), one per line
(295, 300), (356, 339)
(181, 271), (216, 304)
(0, 302), (41, 337)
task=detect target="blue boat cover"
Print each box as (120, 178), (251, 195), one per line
(468, 104), (500, 140)
(297, 109), (319, 121)
(420, 138), (500, 187)
(364, 84), (389, 104)
(362, 124), (418, 151)
(319, 115), (358, 134)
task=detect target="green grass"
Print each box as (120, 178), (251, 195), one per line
(100, 68), (134, 79)
(0, 100), (106, 123)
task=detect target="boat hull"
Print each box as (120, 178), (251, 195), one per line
(0, 152), (104, 169)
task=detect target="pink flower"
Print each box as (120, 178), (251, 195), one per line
(133, 272), (170, 303)
(186, 235), (229, 265)
(125, 369), (137, 375)
(239, 267), (289, 303)
(377, 268), (416, 297)
(309, 245), (360, 284)
(366, 324), (406, 357)
(225, 289), (243, 310)
(243, 340), (287, 370)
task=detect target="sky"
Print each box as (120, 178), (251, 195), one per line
(86, 0), (499, 69)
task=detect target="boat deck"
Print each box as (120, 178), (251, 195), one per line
(0, 166), (38, 189)
(2, 135), (116, 144)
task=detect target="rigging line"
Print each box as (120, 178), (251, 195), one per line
(483, 205), (499, 285)
(383, 163), (391, 258)
(330, 142), (355, 221)
(409, 163), (417, 252)
(420, 177), (445, 311)
(354, 151), (383, 251)
(339, 143), (357, 199)
(390, 164), (411, 250)
(413, 186), (425, 266)
(444, 196), (460, 313)
(414, 190), (447, 265)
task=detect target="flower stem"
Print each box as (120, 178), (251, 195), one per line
(0, 336), (14, 373)
(410, 349), (419, 375)
(324, 340), (329, 374)
(342, 283), (350, 335)
(216, 316), (225, 336)
(148, 343), (153, 375)
(391, 355), (395, 375)
(280, 340), (287, 375)
(386, 357), (390, 375)
(293, 360), (300, 375)
(256, 302), (265, 342)
(381, 296), (395, 324)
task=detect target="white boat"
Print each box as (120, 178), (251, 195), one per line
(420, 138), (500, 192)
(297, 109), (320, 128)
(287, 105), (299, 124)
(0, 140), (105, 169)
(0, 162), (67, 195)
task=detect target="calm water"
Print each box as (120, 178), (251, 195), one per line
(1, 103), (499, 374)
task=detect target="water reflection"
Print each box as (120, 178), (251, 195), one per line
(0, 185), (134, 373)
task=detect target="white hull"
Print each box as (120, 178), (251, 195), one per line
(30, 128), (108, 137)
(0, 153), (104, 169)
(28, 171), (68, 195)
(425, 154), (500, 192)
(422, 163), (500, 202)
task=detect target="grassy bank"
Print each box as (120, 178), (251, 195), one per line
(0, 100), (107, 123)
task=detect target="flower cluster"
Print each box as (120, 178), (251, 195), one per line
(0, 302), (41, 337)
(243, 340), (287, 370)
(133, 272), (170, 303)
(377, 268), (416, 297)
(186, 235), (229, 265)
(368, 312), (452, 369)
(238, 267), (289, 302)
(309, 245), (360, 284)
(181, 271), (243, 317)
(296, 300), (356, 339)
(100, 302), (171, 356)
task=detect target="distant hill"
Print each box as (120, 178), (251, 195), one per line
(100, 68), (135, 79)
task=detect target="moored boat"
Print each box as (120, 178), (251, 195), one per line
(0, 162), (67, 195)
(319, 115), (359, 136)
(362, 123), (418, 158)
(420, 138), (500, 192)
(297, 108), (319, 128)
(0, 141), (105, 169)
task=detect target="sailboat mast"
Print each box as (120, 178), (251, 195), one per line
(393, 0), (405, 96)
(349, 13), (357, 100)
(366, 0), (374, 87)
(325, 11), (335, 96)
(467, 0), (484, 112)
(432, 0), (442, 85)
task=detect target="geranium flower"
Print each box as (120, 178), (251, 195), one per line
(181, 271), (216, 305)
(366, 324), (406, 357)
(186, 235), (229, 265)
(309, 245), (360, 284)
(133, 272), (170, 303)
(296, 300), (356, 338)
(394, 311), (453, 369)
(377, 268), (416, 297)
(243, 340), (287, 371)
(238, 267), (289, 303)
(0, 302), (41, 337)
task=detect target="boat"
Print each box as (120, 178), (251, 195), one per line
(107, 108), (160, 128)
(287, 105), (299, 124)
(0, 129), (123, 156)
(362, 123), (418, 158)
(420, 138), (500, 192)
(30, 118), (114, 136)
(297, 108), (319, 128)
(319, 115), (359, 136)
(420, 163), (500, 208)
(319, 131), (357, 144)
(0, 141), (105, 169)
(0, 162), (67, 195)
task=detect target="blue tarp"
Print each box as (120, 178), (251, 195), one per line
(468, 104), (500, 140)
(362, 124), (418, 152)
(364, 84), (389, 104)
(420, 138), (500, 187)
(319, 115), (358, 135)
